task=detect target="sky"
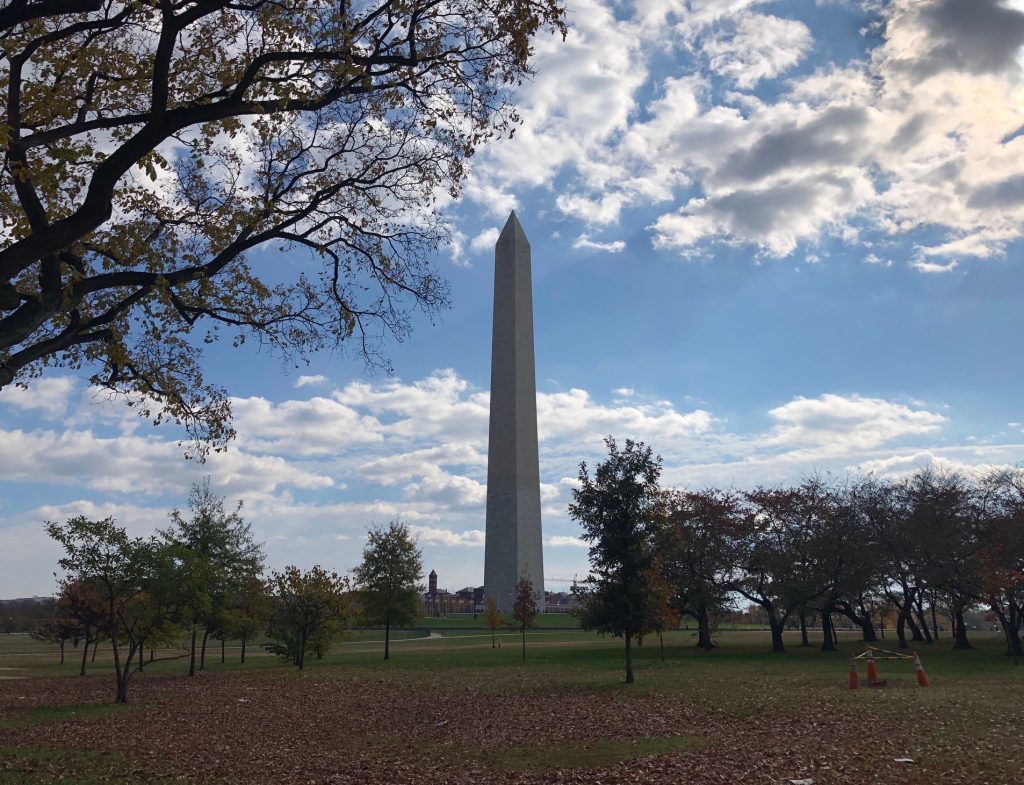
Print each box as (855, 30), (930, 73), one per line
(3, 0), (1024, 597)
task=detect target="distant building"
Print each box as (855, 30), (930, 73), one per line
(544, 591), (580, 612)
(421, 570), (484, 614)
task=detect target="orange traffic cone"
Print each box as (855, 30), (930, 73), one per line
(866, 647), (879, 685)
(913, 651), (929, 687)
(849, 657), (859, 690)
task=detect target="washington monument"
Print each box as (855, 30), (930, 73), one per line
(483, 212), (545, 612)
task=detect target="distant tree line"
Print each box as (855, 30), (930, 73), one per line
(572, 437), (1024, 683)
(0, 597), (52, 635)
(39, 483), (424, 703)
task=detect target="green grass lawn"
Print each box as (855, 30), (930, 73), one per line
(1, 628), (1021, 784)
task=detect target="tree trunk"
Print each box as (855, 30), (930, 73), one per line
(769, 618), (786, 653)
(491, 628), (495, 649)
(110, 615), (124, 704)
(994, 607), (1024, 658)
(80, 639), (89, 676)
(799, 611), (810, 647)
(860, 617), (877, 642)
(907, 612), (924, 642)
(241, 632), (247, 664)
(624, 632), (634, 684)
(931, 602), (940, 640)
(92, 641), (99, 662)
(220, 637), (225, 664)
(521, 625), (526, 662)
(952, 605), (973, 650)
(189, 628), (197, 677)
(59, 640), (65, 665)
(914, 598), (933, 643)
(820, 612), (836, 652)
(896, 613), (908, 649)
(200, 629), (209, 670)
(659, 631), (664, 662)
(115, 645), (135, 704)
(838, 603), (877, 642)
(696, 609), (714, 650)
(136, 637), (144, 672)
(298, 630), (307, 670)
(112, 630), (126, 704)
(384, 621), (391, 661)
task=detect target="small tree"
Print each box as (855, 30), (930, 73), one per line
(162, 479), (265, 676)
(265, 566), (351, 670)
(353, 520), (423, 661)
(569, 437), (664, 684)
(483, 596), (504, 649)
(512, 577), (539, 662)
(657, 489), (739, 651)
(30, 599), (77, 665)
(223, 574), (272, 665)
(46, 516), (182, 703)
(58, 578), (108, 675)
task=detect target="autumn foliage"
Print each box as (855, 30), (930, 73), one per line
(0, 0), (566, 452)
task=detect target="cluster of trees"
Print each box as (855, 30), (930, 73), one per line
(42, 483), (426, 702)
(571, 438), (1024, 683)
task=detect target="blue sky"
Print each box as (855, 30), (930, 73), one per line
(3, 0), (1024, 597)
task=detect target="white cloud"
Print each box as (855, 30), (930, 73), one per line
(0, 426), (333, 498)
(652, 172), (876, 257)
(447, 228), (470, 267)
(232, 395), (384, 456)
(702, 13), (814, 88)
(0, 377), (76, 419)
(462, 0), (1024, 264)
(557, 193), (626, 224)
(294, 375), (329, 388)
(572, 234), (627, 253)
(850, 449), (1024, 480)
(910, 259), (958, 274)
(469, 227), (500, 254)
(359, 443), (486, 485)
(537, 387), (714, 446)
(335, 370), (490, 443)
(464, 0), (647, 202)
(546, 535), (588, 548)
(766, 394), (947, 452)
(405, 470), (486, 508)
(409, 525), (485, 547)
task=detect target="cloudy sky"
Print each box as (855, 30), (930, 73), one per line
(3, 0), (1024, 597)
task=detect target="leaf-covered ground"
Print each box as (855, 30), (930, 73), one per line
(1, 634), (1021, 785)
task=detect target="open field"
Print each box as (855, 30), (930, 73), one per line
(1, 629), (1021, 784)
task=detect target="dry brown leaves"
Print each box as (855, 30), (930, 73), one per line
(0, 667), (1016, 785)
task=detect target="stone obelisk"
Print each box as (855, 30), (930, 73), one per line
(484, 211), (544, 612)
